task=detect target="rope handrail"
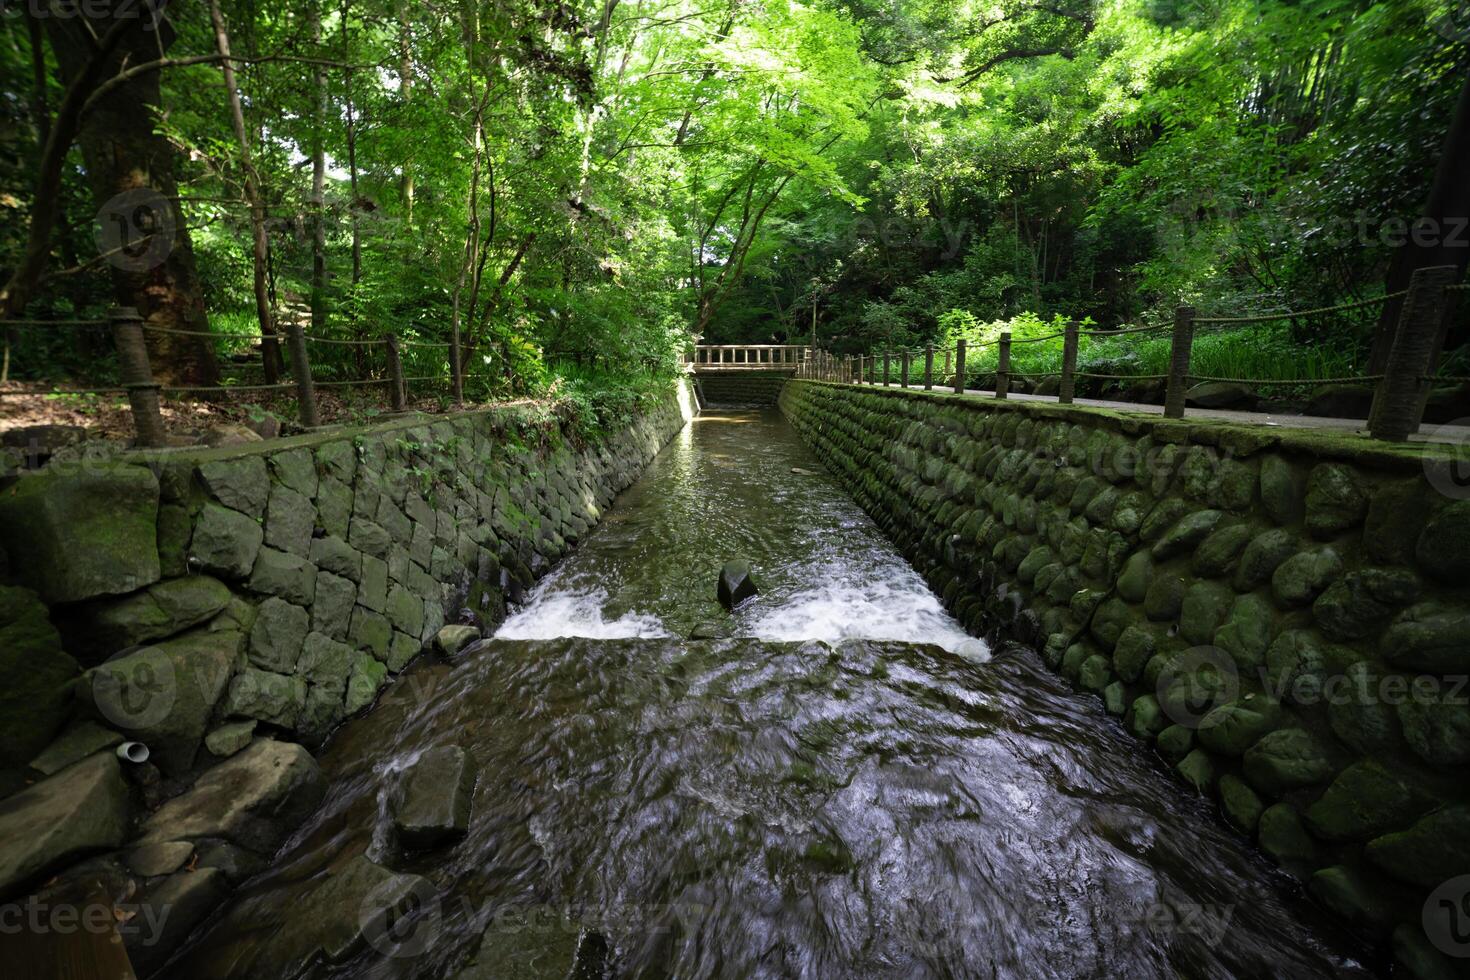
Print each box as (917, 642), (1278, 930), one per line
(398, 339), (452, 349)
(160, 382), (296, 393)
(1074, 371), (1169, 381)
(2, 318), (109, 328)
(1185, 373), (1385, 386)
(142, 324), (272, 340)
(1078, 324), (1169, 337)
(302, 334), (385, 347)
(1194, 291), (1406, 325)
(0, 385), (127, 397)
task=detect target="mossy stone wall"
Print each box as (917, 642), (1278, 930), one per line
(782, 379), (1470, 979)
(0, 395), (686, 785)
(694, 371), (793, 407)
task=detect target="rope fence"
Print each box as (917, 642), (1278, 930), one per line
(0, 307), (524, 446)
(816, 265), (1465, 442)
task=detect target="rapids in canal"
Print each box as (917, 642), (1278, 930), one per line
(168, 409), (1372, 979)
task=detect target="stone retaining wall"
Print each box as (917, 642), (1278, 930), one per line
(694, 371), (792, 407)
(0, 392), (687, 965)
(782, 379), (1470, 979)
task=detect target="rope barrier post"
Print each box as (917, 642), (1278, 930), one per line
(285, 321), (320, 428)
(857, 354), (865, 384)
(1370, 265), (1458, 441)
(924, 346), (934, 390)
(883, 352), (891, 387)
(901, 351), (910, 388)
(1164, 306), (1196, 419)
(953, 339), (967, 395)
(944, 348), (952, 384)
(385, 334), (407, 411)
(996, 332), (1011, 400)
(1059, 321), (1079, 405)
(110, 307), (166, 449)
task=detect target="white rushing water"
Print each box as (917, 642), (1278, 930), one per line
(491, 408), (988, 661)
(496, 583), (672, 640)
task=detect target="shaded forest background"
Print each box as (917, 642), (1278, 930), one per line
(2, 0), (1467, 413)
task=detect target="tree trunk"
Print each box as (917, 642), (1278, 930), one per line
(309, 5), (328, 335)
(208, 0), (284, 383)
(41, 5), (220, 385)
(398, 1), (414, 228)
(341, 0), (362, 287)
(1368, 73), (1470, 373)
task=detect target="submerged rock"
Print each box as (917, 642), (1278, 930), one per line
(0, 752), (130, 897)
(394, 745), (477, 849)
(436, 624), (481, 657)
(716, 560), (759, 611)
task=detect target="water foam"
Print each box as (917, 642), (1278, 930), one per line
(496, 588), (670, 640)
(744, 561), (989, 660)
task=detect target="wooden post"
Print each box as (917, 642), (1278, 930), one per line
(923, 346), (934, 390)
(1164, 306), (1196, 420)
(1059, 321), (1079, 404)
(944, 348), (952, 383)
(1370, 265), (1459, 441)
(953, 339), (967, 394)
(900, 352), (910, 388)
(996, 332), (1012, 400)
(448, 333), (463, 407)
(857, 355), (865, 384)
(385, 334), (407, 411)
(883, 352), (891, 386)
(285, 320), (320, 427)
(110, 307), (167, 448)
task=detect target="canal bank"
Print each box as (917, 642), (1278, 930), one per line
(156, 408), (1368, 979)
(781, 378), (1470, 978)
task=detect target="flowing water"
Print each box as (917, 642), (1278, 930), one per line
(169, 410), (1373, 979)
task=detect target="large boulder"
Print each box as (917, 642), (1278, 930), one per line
(1185, 382), (1256, 410)
(0, 752), (130, 898)
(0, 586), (79, 769)
(393, 745), (477, 849)
(139, 739), (325, 854)
(79, 627), (244, 774)
(1303, 384), (1374, 420)
(0, 465), (160, 603)
(62, 575), (233, 661)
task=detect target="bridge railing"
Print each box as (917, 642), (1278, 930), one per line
(690, 345), (810, 370)
(817, 265), (1466, 443)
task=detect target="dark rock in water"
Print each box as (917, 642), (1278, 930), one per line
(689, 620), (731, 640)
(1186, 381), (1257, 410)
(1304, 384), (1374, 419)
(717, 560), (759, 611)
(394, 745), (477, 849)
(435, 624), (481, 657)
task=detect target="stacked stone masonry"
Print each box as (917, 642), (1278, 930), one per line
(781, 379), (1470, 979)
(0, 394), (685, 965)
(694, 371), (792, 408)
